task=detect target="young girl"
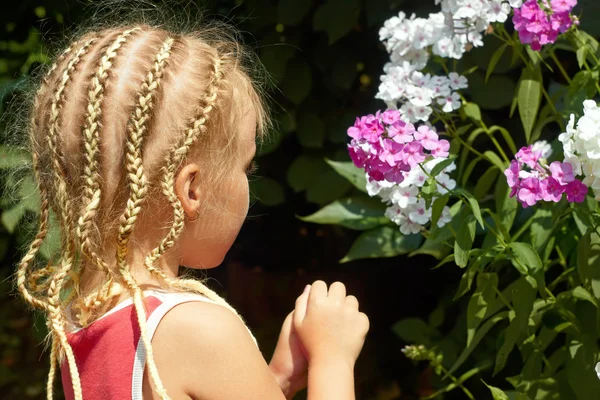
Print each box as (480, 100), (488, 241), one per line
(13, 9), (369, 400)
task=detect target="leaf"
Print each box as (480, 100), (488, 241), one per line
(1, 202), (26, 233)
(430, 194), (449, 230)
(517, 64), (542, 143)
(467, 272), (499, 346)
(325, 159), (367, 193)
(455, 261), (478, 299)
(455, 214), (476, 268)
(486, 43), (509, 82)
(572, 286), (598, 307)
(469, 72), (517, 110)
(447, 311), (509, 376)
(299, 196), (387, 230)
(313, 0), (361, 44)
(463, 102), (481, 122)
(530, 208), (554, 256)
(455, 188), (484, 229)
(474, 167), (499, 201)
(430, 155), (458, 177)
(276, 0), (311, 26)
(392, 317), (440, 346)
(287, 155), (329, 192)
(296, 113), (325, 148)
(483, 380), (509, 400)
(485, 150), (506, 170)
(250, 178), (285, 206)
(280, 57), (312, 104)
(508, 242), (541, 275)
(489, 125), (517, 154)
(306, 169), (352, 204)
(496, 177), (517, 233)
(340, 226), (422, 263)
(0, 145), (31, 169)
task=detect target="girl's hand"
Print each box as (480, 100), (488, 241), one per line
(269, 286), (311, 399)
(293, 281), (369, 369)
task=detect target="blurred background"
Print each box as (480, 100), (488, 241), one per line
(1, 1), (598, 399)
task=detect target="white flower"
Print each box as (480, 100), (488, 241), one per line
(531, 140), (553, 160)
(366, 174), (394, 196)
(437, 206), (452, 227)
(438, 92), (462, 112)
(436, 173), (456, 194)
(488, 0), (511, 23)
(390, 185), (419, 208)
(408, 199), (431, 225)
(448, 72), (468, 90)
(508, 0), (523, 7)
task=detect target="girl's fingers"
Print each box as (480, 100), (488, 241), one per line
(345, 295), (359, 310)
(308, 280), (328, 305)
(294, 284), (310, 326)
(328, 281), (346, 303)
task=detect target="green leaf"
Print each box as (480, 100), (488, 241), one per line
(306, 169), (352, 204)
(463, 102), (481, 122)
(572, 286), (598, 307)
(276, 0), (311, 26)
(340, 226), (422, 263)
(483, 380), (509, 400)
(299, 196), (387, 230)
(421, 177), (437, 209)
(508, 242), (541, 275)
(313, 0), (361, 44)
(39, 211), (61, 260)
(469, 72), (517, 110)
(1, 202), (27, 233)
(447, 311), (509, 375)
(455, 214), (476, 268)
(325, 159), (367, 193)
(280, 57), (312, 104)
(250, 178), (285, 206)
(0, 145), (31, 169)
(467, 272), (499, 346)
(486, 43), (509, 83)
(455, 188), (484, 229)
(392, 317), (440, 346)
(455, 262), (478, 300)
(489, 125), (517, 155)
(430, 194), (449, 230)
(530, 208), (554, 256)
(287, 155), (329, 192)
(474, 167), (499, 201)
(296, 113), (325, 148)
(485, 150), (506, 170)
(517, 64), (542, 143)
(496, 177), (517, 233)
(430, 155), (458, 177)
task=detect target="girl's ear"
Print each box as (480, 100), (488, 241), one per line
(175, 163), (202, 219)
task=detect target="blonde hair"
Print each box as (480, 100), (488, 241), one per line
(10, 3), (270, 399)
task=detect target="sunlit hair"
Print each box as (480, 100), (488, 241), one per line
(7, 2), (270, 399)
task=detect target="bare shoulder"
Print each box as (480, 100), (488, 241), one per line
(148, 300), (286, 400)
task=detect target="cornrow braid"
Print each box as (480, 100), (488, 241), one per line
(15, 39), (82, 312)
(76, 26), (142, 278)
(113, 35), (176, 400)
(43, 37), (99, 400)
(141, 53), (250, 324)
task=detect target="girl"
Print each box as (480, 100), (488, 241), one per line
(12, 5), (369, 400)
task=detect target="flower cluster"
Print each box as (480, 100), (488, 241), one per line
(512, 0), (578, 50)
(504, 143), (587, 208)
(559, 100), (600, 200)
(348, 109), (455, 235)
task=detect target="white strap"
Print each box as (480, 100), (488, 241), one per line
(131, 292), (217, 400)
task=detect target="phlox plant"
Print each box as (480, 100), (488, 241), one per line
(304, 0), (600, 398)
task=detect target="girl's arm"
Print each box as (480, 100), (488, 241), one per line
(146, 301), (288, 400)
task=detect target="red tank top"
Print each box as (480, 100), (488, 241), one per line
(60, 289), (218, 400)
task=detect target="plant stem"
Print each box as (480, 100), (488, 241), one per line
(549, 50), (572, 84)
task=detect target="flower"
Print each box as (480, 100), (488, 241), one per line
(512, 0), (577, 51)
(532, 139), (553, 159)
(565, 180), (588, 203)
(549, 161), (574, 185)
(432, 139), (450, 158)
(414, 126), (439, 150)
(518, 177), (541, 207)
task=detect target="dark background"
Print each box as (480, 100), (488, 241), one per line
(3, 0), (598, 399)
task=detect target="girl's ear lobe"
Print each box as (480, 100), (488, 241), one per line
(175, 163), (202, 218)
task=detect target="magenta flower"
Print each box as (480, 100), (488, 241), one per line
(348, 145), (367, 168)
(432, 139), (450, 158)
(540, 177), (565, 202)
(414, 126), (439, 150)
(402, 141), (426, 167)
(551, 0), (577, 13)
(389, 120), (416, 143)
(549, 161), (575, 185)
(513, 0), (577, 51)
(565, 180), (588, 203)
(518, 177), (541, 207)
(381, 109), (401, 125)
(516, 145), (542, 168)
(505, 160), (521, 188)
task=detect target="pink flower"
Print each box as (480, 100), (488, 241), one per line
(381, 109), (401, 125)
(504, 160), (521, 188)
(540, 177), (565, 202)
(402, 141), (426, 167)
(516, 145), (541, 168)
(551, 0), (576, 13)
(518, 177), (541, 207)
(549, 161), (575, 185)
(432, 139), (450, 158)
(414, 126), (439, 150)
(361, 115), (385, 143)
(389, 120), (416, 143)
(565, 180), (588, 203)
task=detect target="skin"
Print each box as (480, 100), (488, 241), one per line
(107, 89), (369, 399)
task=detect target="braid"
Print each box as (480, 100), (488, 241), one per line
(46, 340), (58, 400)
(76, 27), (142, 278)
(42, 37), (100, 400)
(115, 35), (176, 400)
(15, 40), (82, 312)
